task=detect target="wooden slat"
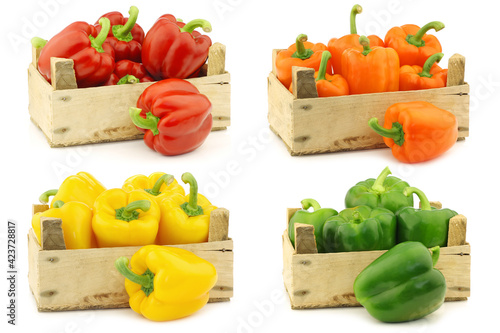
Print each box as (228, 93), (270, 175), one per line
(40, 217), (66, 251)
(291, 67), (318, 99)
(207, 42), (226, 76)
(293, 223), (317, 254)
(448, 214), (467, 247)
(208, 208), (229, 242)
(50, 58), (77, 90)
(447, 54), (466, 87)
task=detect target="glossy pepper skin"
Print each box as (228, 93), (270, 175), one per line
(397, 187), (457, 247)
(399, 53), (448, 91)
(342, 36), (399, 94)
(32, 200), (95, 249)
(368, 101), (458, 163)
(122, 172), (185, 205)
(327, 4), (385, 76)
(288, 199), (338, 253)
(39, 172), (106, 209)
(354, 242), (446, 322)
(289, 51), (349, 97)
(95, 6), (145, 62)
(275, 34), (326, 88)
(129, 79), (212, 156)
(34, 18), (115, 88)
(92, 189), (161, 247)
(345, 166), (413, 213)
(142, 14), (212, 80)
(103, 60), (154, 86)
(157, 173), (217, 245)
(115, 245), (217, 321)
(323, 205), (396, 253)
(385, 21), (444, 67)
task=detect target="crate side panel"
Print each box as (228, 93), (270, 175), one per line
(28, 64), (54, 142)
(268, 73), (295, 150)
(27, 230), (42, 306)
(290, 85), (470, 155)
(436, 244), (471, 298)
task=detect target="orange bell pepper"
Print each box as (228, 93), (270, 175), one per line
(327, 4), (385, 76)
(275, 34), (326, 88)
(341, 36), (399, 94)
(399, 53), (448, 91)
(289, 51), (349, 97)
(368, 101), (458, 163)
(384, 21), (444, 67)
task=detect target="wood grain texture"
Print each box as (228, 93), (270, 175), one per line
(293, 223), (317, 254)
(50, 58), (77, 90)
(40, 217), (66, 251)
(291, 67), (318, 99)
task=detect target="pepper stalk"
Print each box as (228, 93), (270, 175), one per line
(144, 174), (175, 196)
(292, 34), (314, 60)
(301, 198), (321, 211)
(404, 186), (432, 211)
(316, 51), (332, 82)
(115, 257), (155, 296)
(90, 17), (112, 53)
(368, 118), (405, 146)
(112, 6), (139, 42)
(406, 21), (445, 48)
(419, 52), (444, 78)
(180, 172), (204, 217)
(115, 200), (151, 222)
(350, 4), (363, 34)
(180, 19), (212, 33)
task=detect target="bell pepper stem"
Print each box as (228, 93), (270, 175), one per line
(39, 189), (58, 204)
(301, 198), (321, 211)
(52, 200), (65, 209)
(350, 4), (363, 34)
(406, 21), (445, 47)
(368, 118), (405, 146)
(31, 37), (47, 49)
(429, 246), (440, 266)
(404, 187), (432, 211)
(115, 200), (151, 222)
(115, 257), (155, 297)
(129, 107), (160, 136)
(352, 210), (364, 224)
(180, 172), (204, 217)
(117, 75), (140, 85)
(419, 52), (444, 78)
(180, 19), (212, 33)
(90, 17), (111, 53)
(359, 36), (372, 56)
(316, 51), (332, 82)
(148, 174), (174, 196)
(113, 6), (139, 41)
(292, 34), (314, 60)
(371, 167), (391, 193)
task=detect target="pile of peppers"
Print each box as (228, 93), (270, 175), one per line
(288, 166), (458, 322)
(275, 4), (450, 96)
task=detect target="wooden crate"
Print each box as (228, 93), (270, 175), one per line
(283, 203), (470, 309)
(28, 43), (231, 147)
(268, 51), (469, 155)
(28, 204), (233, 312)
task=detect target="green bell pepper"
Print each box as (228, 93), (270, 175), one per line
(397, 187), (458, 247)
(322, 205), (396, 253)
(288, 199), (338, 253)
(345, 166), (413, 213)
(354, 241), (446, 323)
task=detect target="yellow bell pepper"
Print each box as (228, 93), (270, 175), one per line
(32, 200), (95, 249)
(157, 172), (217, 245)
(92, 189), (161, 248)
(122, 172), (185, 204)
(39, 172), (106, 208)
(115, 245), (218, 321)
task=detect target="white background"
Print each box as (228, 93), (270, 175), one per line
(1, 0), (499, 332)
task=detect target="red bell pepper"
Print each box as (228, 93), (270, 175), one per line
(129, 79), (212, 156)
(34, 18), (115, 88)
(103, 60), (154, 86)
(142, 14), (212, 80)
(95, 5), (145, 63)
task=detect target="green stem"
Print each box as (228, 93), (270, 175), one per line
(359, 35), (372, 56)
(371, 166), (391, 193)
(53, 200), (65, 209)
(352, 210), (364, 224)
(117, 75), (140, 85)
(90, 17), (111, 53)
(406, 21), (445, 47)
(316, 51), (332, 82)
(350, 4), (363, 34)
(403, 187), (432, 211)
(113, 6), (139, 42)
(129, 107), (160, 135)
(429, 246), (440, 266)
(180, 19), (212, 33)
(114, 257), (155, 296)
(146, 174), (174, 196)
(31, 37), (47, 49)
(301, 199), (321, 211)
(368, 118), (405, 146)
(291, 34), (314, 60)
(180, 172), (204, 217)
(419, 52), (444, 78)
(39, 189), (58, 204)
(115, 200), (151, 222)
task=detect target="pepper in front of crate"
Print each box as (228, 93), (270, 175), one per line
(397, 187), (458, 247)
(368, 101), (458, 163)
(399, 52), (448, 91)
(115, 245), (217, 321)
(129, 78), (213, 156)
(344, 166), (413, 213)
(353, 241), (447, 322)
(33, 18), (115, 88)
